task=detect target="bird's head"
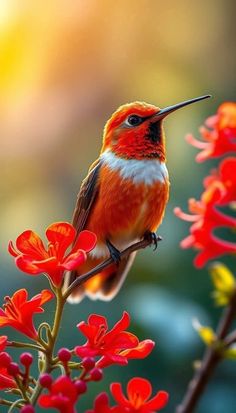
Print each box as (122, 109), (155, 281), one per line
(101, 95), (211, 161)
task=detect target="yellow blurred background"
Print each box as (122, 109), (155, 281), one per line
(0, 1), (235, 412)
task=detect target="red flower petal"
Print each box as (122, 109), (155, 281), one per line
(96, 353), (128, 368)
(62, 250), (86, 270)
(15, 255), (44, 275)
(86, 392), (113, 413)
(75, 346), (98, 358)
(37, 395), (52, 408)
(77, 322), (98, 343)
(88, 314), (108, 330)
(72, 230), (97, 253)
(105, 331), (138, 350)
(145, 391), (169, 410)
(39, 289), (54, 306)
(46, 222), (76, 258)
(0, 335), (7, 352)
(104, 311), (130, 343)
(110, 383), (130, 407)
(120, 339), (155, 359)
(0, 368), (16, 390)
(15, 230), (47, 259)
(127, 377), (152, 404)
(11, 288), (28, 307)
(8, 241), (19, 257)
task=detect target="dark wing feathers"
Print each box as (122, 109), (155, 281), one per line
(72, 159), (101, 236)
(63, 159), (101, 290)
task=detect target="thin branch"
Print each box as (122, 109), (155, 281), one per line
(63, 237), (157, 300)
(0, 399), (14, 407)
(224, 330), (236, 347)
(175, 292), (236, 413)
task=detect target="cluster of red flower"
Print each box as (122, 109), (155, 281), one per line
(174, 102), (236, 267)
(0, 222), (168, 412)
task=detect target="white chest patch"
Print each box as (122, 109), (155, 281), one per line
(101, 149), (168, 185)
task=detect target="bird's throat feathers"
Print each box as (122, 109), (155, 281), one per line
(104, 125), (166, 161)
(101, 102), (166, 161)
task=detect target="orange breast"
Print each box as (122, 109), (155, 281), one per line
(86, 164), (169, 243)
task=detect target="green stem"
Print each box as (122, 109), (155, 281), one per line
(14, 374), (30, 406)
(8, 341), (45, 353)
(8, 399), (24, 412)
(51, 289), (65, 343)
(30, 288), (66, 406)
(0, 399), (14, 407)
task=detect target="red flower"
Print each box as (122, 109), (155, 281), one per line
(38, 376), (78, 413)
(174, 182), (236, 268)
(203, 157), (236, 206)
(111, 377), (169, 412)
(86, 393), (116, 413)
(75, 312), (154, 368)
(0, 289), (53, 340)
(0, 335), (16, 390)
(0, 335), (7, 351)
(186, 102), (236, 161)
(8, 222), (97, 287)
(0, 367), (16, 390)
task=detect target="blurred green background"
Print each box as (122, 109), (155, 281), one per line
(0, 0), (236, 412)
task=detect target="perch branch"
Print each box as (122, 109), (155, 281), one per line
(63, 236), (159, 300)
(175, 292), (236, 413)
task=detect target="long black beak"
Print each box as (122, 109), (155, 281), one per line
(151, 95), (211, 122)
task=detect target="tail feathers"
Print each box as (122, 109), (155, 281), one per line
(64, 252), (136, 303)
(99, 252), (136, 300)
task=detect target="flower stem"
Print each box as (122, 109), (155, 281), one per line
(175, 292), (236, 413)
(8, 341), (45, 352)
(0, 399), (14, 407)
(30, 288), (66, 406)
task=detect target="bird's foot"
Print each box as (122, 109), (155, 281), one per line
(144, 231), (162, 251)
(106, 239), (121, 264)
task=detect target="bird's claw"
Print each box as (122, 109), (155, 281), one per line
(106, 239), (121, 264)
(144, 232), (162, 251)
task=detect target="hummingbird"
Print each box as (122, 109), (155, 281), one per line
(65, 95), (210, 302)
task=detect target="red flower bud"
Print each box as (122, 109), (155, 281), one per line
(82, 357), (95, 371)
(20, 352), (33, 367)
(7, 362), (20, 376)
(39, 373), (53, 389)
(74, 379), (87, 394)
(90, 368), (103, 381)
(58, 348), (71, 363)
(20, 405), (35, 413)
(0, 352), (12, 367)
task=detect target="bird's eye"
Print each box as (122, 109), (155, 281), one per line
(126, 114), (143, 126)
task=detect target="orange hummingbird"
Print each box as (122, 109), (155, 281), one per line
(65, 95), (210, 302)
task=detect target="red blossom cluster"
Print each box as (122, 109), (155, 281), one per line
(0, 336), (16, 390)
(8, 222), (97, 287)
(75, 312), (154, 368)
(36, 375), (168, 413)
(87, 378), (169, 413)
(186, 102), (236, 162)
(0, 289), (53, 339)
(0, 222), (168, 412)
(0, 310), (163, 412)
(174, 102), (236, 267)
